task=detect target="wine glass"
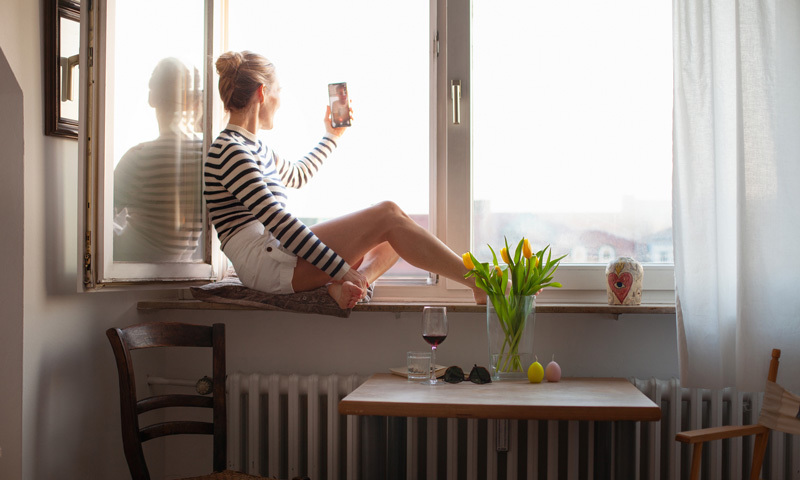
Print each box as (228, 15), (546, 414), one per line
(421, 306), (448, 385)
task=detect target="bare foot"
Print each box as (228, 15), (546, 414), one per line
(327, 281), (363, 309)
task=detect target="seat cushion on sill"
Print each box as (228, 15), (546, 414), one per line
(190, 276), (350, 318)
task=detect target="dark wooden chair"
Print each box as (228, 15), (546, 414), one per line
(107, 322), (276, 480)
(675, 348), (800, 480)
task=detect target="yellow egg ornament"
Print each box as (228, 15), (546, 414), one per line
(527, 356), (544, 383)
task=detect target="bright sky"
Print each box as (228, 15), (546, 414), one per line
(471, 0), (673, 214)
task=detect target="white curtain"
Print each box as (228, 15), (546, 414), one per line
(673, 0), (800, 393)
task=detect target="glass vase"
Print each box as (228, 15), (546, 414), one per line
(487, 294), (536, 381)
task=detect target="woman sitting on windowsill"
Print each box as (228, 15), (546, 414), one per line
(205, 50), (485, 309)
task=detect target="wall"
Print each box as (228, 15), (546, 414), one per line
(0, 2), (679, 480)
(0, 38), (25, 480)
(0, 1), (170, 479)
(159, 310), (678, 380)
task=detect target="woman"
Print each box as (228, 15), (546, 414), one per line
(206, 50), (485, 308)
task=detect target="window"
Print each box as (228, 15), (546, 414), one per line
(82, 0), (220, 286)
(471, 0), (673, 270)
(447, 0), (675, 302)
(224, 0), (432, 282)
(83, 0), (673, 302)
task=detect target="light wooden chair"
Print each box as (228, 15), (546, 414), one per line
(675, 348), (800, 480)
(107, 322), (291, 480)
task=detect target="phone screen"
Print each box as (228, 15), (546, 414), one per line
(328, 82), (351, 128)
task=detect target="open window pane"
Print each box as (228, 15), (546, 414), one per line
(110, 0), (206, 264)
(225, 0), (431, 280)
(471, 0), (673, 266)
(95, 0), (217, 283)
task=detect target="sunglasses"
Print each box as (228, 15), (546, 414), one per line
(443, 365), (492, 384)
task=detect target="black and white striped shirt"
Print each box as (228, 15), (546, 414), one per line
(204, 124), (349, 280)
(114, 132), (204, 261)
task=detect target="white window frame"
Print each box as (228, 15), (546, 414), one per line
(79, 0), (674, 303)
(375, 0), (674, 304)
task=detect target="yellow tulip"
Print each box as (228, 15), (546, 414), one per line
(533, 255), (539, 268)
(501, 247), (511, 265)
(462, 252), (475, 270)
(494, 265), (503, 277)
(522, 238), (532, 259)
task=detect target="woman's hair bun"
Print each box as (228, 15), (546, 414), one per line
(215, 50), (275, 112)
(215, 51), (244, 79)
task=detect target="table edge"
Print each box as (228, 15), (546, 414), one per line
(338, 374), (662, 422)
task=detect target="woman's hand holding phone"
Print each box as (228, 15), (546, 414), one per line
(324, 104), (353, 137)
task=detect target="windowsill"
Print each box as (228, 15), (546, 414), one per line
(137, 299), (675, 318)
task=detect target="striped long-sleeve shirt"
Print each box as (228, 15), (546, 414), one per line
(204, 124), (349, 280)
(114, 132), (204, 261)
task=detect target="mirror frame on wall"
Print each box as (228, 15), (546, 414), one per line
(44, 0), (80, 139)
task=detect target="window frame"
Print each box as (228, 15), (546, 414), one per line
(377, 0), (674, 304)
(81, 0), (225, 289)
(80, 0), (674, 303)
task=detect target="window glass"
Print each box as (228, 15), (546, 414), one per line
(225, 0), (430, 279)
(110, 0), (206, 263)
(471, 0), (673, 265)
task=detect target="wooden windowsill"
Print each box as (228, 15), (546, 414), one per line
(137, 299), (675, 317)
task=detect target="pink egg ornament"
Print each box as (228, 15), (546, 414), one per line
(545, 355), (562, 382)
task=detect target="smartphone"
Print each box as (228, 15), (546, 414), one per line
(328, 82), (351, 128)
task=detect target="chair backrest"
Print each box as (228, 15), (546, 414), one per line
(107, 322), (227, 480)
(759, 348), (800, 435)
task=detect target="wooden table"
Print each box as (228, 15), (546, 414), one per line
(338, 373), (661, 479)
(340, 373), (660, 421)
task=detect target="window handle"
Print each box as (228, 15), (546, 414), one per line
(451, 80), (461, 125)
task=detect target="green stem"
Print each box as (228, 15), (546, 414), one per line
(491, 294), (534, 374)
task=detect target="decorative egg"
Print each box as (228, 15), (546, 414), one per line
(545, 355), (562, 382)
(527, 357), (544, 383)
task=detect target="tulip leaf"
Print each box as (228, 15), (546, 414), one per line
(513, 237), (523, 264)
(461, 239), (565, 299)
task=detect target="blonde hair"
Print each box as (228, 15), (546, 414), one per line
(215, 51), (276, 111)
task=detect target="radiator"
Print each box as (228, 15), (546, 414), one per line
(225, 373), (800, 480)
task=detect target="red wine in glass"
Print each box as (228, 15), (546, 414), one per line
(421, 306), (448, 385)
(423, 334), (447, 348)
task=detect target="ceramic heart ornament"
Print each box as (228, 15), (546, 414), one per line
(605, 257), (643, 305)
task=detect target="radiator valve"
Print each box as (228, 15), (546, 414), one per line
(196, 376), (213, 395)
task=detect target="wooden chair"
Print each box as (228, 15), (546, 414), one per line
(107, 322), (280, 480)
(675, 348), (800, 480)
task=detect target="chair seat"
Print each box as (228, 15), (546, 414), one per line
(182, 469), (278, 480)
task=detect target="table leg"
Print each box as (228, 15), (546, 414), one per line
(387, 417), (406, 480)
(614, 421), (635, 479)
(496, 419), (509, 452)
(594, 421), (612, 480)
(361, 416), (386, 480)
(594, 421), (637, 480)
(360, 416), (406, 480)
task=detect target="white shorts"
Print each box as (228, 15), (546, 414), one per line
(223, 222), (298, 294)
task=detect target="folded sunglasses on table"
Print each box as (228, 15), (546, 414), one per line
(443, 365), (492, 384)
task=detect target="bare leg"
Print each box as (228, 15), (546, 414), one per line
(291, 201), (486, 304)
(358, 242), (400, 285)
(306, 243), (396, 309)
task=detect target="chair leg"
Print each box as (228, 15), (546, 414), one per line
(689, 443), (703, 480)
(749, 431), (770, 480)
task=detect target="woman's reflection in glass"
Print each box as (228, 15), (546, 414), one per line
(113, 57), (204, 263)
